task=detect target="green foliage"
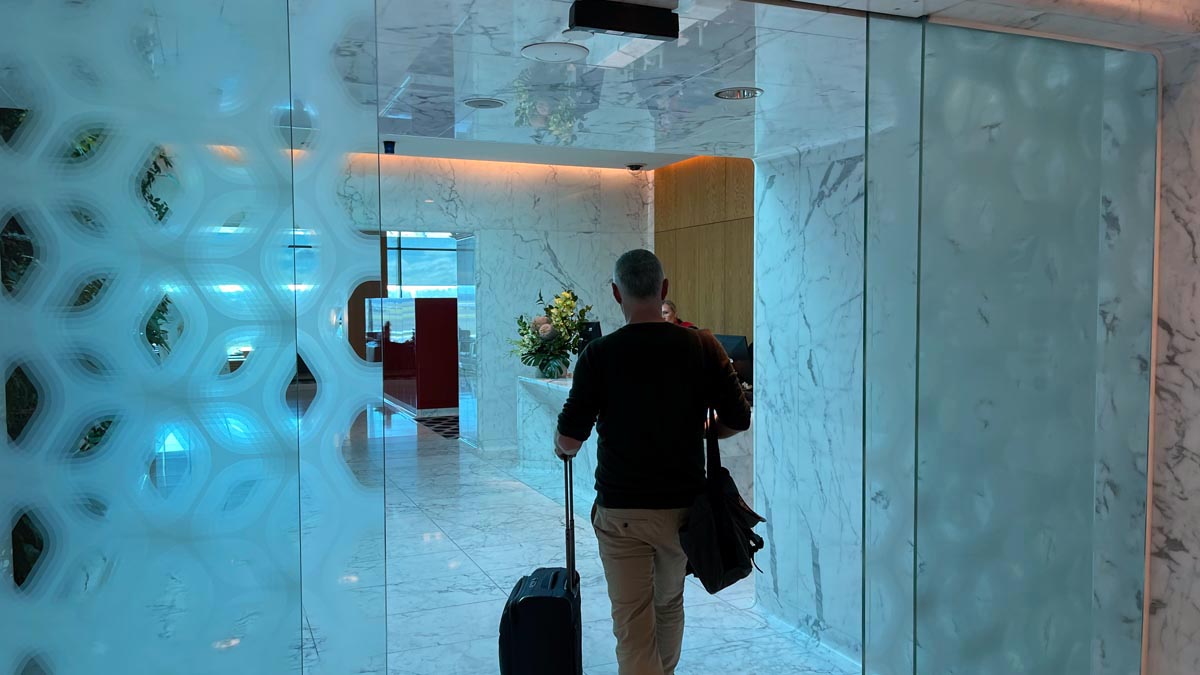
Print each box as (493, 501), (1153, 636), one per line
(140, 147), (175, 222)
(67, 127), (108, 160)
(73, 277), (106, 308)
(75, 418), (113, 455)
(0, 217), (34, 295)
(65, 131), (175, 223)
(70, 207), (101, 233)
(511, 290), (592, 378)
(0, 108), (28, 144)
(145, 296), (176, 357)
(512, 68), (582, 146)
(4, 366), (37, 442)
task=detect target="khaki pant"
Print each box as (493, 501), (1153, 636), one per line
(592, 504), (691, 675)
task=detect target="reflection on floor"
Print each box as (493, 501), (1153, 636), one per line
(342, 408), (854, 675)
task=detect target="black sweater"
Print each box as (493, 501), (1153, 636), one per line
(557, 322), (752, 509)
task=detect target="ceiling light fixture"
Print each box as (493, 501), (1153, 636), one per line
(521, 41), (590, 63)
(463, 97), (506, 110)
(714, 87), (764, 101)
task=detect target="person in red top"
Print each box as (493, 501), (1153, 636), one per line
(660, 300), (696, 329)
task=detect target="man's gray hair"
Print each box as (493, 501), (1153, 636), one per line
(613, 249), (664, 300)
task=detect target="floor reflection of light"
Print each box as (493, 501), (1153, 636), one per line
(287, 284), (314, 292)
(339, 574), (360, 585)
(212, 638), (241, 650)
(216, 284), (245, 293)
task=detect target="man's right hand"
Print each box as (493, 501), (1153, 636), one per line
(555, 431), (583, 459)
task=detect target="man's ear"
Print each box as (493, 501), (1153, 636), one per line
(661, 278), (669, 301)
(612, 282), (622, 305)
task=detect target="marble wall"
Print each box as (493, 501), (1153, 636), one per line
(341, 154), (652, 456)
(753, 140), (866, 660)
(1148, 40), (1200, 675)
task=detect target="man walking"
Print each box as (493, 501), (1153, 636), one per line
(554, 249), (752, 675)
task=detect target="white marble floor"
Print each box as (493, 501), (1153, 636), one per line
(341, 409), (855, 675)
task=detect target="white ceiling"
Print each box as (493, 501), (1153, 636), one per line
(337, 0), (867, 162)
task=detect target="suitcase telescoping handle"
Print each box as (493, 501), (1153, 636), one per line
(563, 455), (576, 594)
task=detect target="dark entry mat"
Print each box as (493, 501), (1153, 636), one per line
(418, 416), (460, 439)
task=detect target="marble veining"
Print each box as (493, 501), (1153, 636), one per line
(340, 0), (875, 156)
(753, 140), (866, 661)
(1148, 39), (1200, 675)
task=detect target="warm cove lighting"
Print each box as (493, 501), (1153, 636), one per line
(203, 144), (308, 162)
(347, 152), (637, 173)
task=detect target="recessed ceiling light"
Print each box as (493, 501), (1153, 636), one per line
(463, 97), (506, 110)
(714, 87), (764, 100)
(521, 41), (590, 63)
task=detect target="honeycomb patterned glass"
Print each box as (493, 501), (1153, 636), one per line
(0, 0), (387, 672)
(286, 0), (388, 672)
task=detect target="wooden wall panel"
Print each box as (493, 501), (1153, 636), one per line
(695, 222), (727, 332)
(655, 229), (678, 293)
(723, 217), (754, 339)
(653, 156), (754, 337)
(675, 159), (700, 231)
(698, 157), (727, 227)
(654, 164), (677, 232)
(726, 158), (754, 221)
(673, 222), (725, 331)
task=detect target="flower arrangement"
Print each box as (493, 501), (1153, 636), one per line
(512, 68), (582, 147)
(512, 290), (593, 378)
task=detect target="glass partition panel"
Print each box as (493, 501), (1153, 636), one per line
(864, 15), (923, 675)
(0, 1), (302, 672)
(287, 0), (389, 672)
(915, 25), (1157, 675)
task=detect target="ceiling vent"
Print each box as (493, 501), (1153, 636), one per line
(463, 97), (506, 110)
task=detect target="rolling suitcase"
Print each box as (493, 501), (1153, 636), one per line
(498, 456), (583, 675)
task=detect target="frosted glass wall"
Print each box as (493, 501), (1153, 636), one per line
(0, 0), (390, 672)
(912, 25), (1157, 675)
(289, 0), (389, 672)
(863, 15), (922, 675)
(0, 1), (306, 672)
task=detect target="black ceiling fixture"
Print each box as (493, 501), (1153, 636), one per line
(568, 0), (679, 41)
